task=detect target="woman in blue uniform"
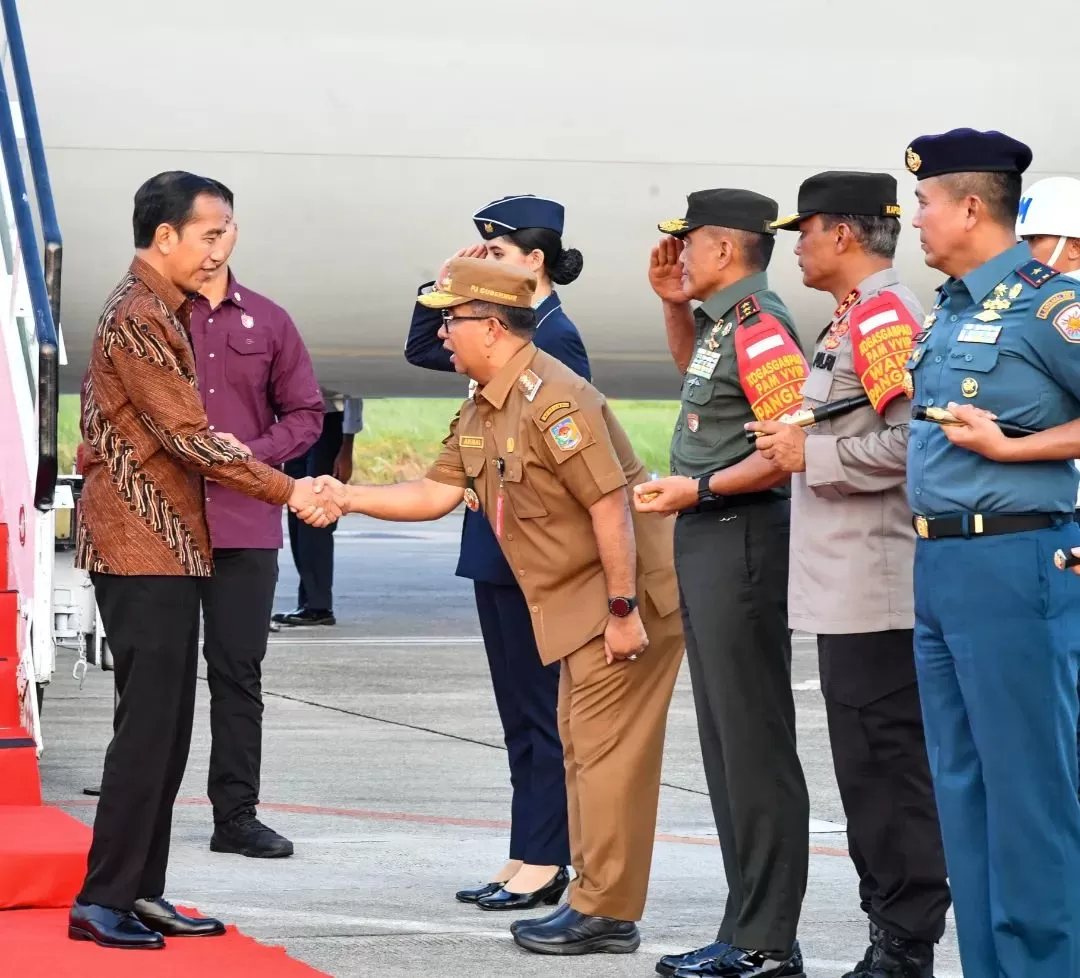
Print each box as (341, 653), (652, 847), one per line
(405, 194), (590, 910)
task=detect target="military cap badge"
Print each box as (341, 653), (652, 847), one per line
(905, 147), (922, 173)
(658, 218), (689, 234)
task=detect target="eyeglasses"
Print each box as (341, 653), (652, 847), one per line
(441, 312), (508, 331)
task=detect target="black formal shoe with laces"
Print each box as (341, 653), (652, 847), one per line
(477, 866), (569, 911)
(657, 940), (735, 977)
(68, 901), (164, 949)
(211, 810), (294, 858)
(511, 901), (574, 936)
(512, 906), (640, 955)
(274, 608), (335, 626)
(133, 897), (225, 937)
(844, 921), (883, 977)
(455, 881), (505, 904)
(673, 941), (805, 977)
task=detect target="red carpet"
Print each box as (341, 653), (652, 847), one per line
(0, 908), (332, 975)
(0, 805), (90, 908)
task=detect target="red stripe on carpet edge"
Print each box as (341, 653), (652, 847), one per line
(60, 797), (849, 857)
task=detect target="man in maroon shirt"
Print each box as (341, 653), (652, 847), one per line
(189, 182), (323, 858)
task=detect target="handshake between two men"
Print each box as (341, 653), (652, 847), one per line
(287, 475), (351, 528)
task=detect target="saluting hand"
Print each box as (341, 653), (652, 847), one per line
(745, 420), (807, 473)
(437, 244), (488, 286)
(633, 477), (696, 515)
(604, 608), (649, 665)
(648, 237), (691, 304)
(940, 402), (1013, 461)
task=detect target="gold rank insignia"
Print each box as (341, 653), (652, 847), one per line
(1009, 283), (1023, 300)
(902, 369), (914, 399)
(658, 218), (689, 234)
(906, 147), (922, 173)
(518, 369), (543, 402)
(974, 309), (1002, 322)
(961, 377), (979, 398)
(483, 223), (494, 234)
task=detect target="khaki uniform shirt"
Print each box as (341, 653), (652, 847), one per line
(670, 270), (799, 489)
(788, 268), (923, 634)
(426, 344), (680, 664)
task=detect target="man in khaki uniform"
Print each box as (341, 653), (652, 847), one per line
(312, 257), (684, 956)
(748, 172), (949, 978)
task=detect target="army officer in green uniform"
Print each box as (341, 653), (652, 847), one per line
(634, 189), (809, 978)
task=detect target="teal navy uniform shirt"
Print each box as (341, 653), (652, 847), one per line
(906, 241), (1080, 517)
(670, 271), (799, 488)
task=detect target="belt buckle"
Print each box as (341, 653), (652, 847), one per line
(914, 515), (929, 539)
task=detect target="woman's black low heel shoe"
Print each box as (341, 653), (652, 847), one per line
(455, 881), (505, 904)
(476, 867), (570, 911)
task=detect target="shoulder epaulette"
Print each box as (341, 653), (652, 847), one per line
(1016, 260), (1060, 289)
(735, 294), (761, 325)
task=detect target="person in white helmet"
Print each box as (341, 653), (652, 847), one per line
(1016, 175), (1080, 275)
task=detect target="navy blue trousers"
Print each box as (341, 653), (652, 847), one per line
(914, 524), (1080, 978)
(473, 581), (570, 866)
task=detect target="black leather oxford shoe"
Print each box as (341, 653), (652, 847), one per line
(132, 897), (225, 937)
(512, 906), (640, 955)
(673, 941), (805, 977)
(68, 901), (164, 949)
(657, 941), (735, 977)
(455, 881), (505, 904)
(477, 866), (569, 911)
(510, 901), (574, 935)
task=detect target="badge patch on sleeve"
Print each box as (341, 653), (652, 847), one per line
(539, 401), (572, 423)
(847, 292), (918, 413)
(549, 416), (583, 451)
(1038, 290), (1077, 320)
(733, 314), (809, 421)
(1053, 302), (1080, 343)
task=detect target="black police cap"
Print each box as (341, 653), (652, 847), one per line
(658, 189), (778, 238)
(904, 128), (1032, 181)
(772, 171), (900, 231)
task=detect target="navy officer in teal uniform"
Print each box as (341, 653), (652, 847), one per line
(405, 194), (589, 909)
(904, 128), (1080, 978)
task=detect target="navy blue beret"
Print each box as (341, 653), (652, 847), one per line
(473, 195), (565, 240)
(904, 128), (1032, 181)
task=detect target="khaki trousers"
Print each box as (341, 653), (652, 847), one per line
(558, 597), (684, 921)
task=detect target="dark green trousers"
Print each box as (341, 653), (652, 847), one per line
(674, 498), (808, 953)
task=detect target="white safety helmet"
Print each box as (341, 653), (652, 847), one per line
(1016, 177), (1080, 265)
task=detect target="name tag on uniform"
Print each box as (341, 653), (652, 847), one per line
(687, 346), (721, 379)
(956, 324), (1002, 344)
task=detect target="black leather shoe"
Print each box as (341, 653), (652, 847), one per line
(133, 897), (225, 937)
(867, 932), (933, 978)
(674, 941), (805, 977)
(844, 922), (883, 977)
(510, 901), (574, 935)
(211, 811), (294, 858)
(657, 941), (735, 977)
(455, 881), (505, 904)
(271, 608), (304, 623)
(275, 609), (335, 626)
(68, 901), (164, 949)
(478, 867), (569, 911)
(512, 906), (640, 955)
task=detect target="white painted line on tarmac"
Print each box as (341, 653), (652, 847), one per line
(225, 907), (961, 976)
(267, 636), (484, 647)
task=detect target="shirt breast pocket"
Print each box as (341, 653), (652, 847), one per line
(948, 344), (999, 374)
(682, 377), (715, 406)
(800, 368), (833, 403)
(501, 456), (548, 519)
(225, 331), (272, 388)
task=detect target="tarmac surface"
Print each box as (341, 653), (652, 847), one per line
(39, 510), (960, 977)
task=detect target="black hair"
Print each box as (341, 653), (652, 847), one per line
(818, 214), (901, 259)
(469, 301), (537, 338)
(940, 171), (1023, 228)
(733, 229), (775, 272)
(132, 171), (231, 248)
(503, 227), (584, 285)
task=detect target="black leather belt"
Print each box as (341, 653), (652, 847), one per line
(912, 512), (1074, 540)
(681, 492), (782, 516)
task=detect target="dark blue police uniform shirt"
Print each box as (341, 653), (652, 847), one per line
(907, 241), (1080, 517)
(405, 286), (592, 584)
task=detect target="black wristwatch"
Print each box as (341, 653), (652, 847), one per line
(608, 596), (639, 617)
(698, 472), (720, 504)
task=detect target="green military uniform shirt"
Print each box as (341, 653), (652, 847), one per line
(670, 271), (801, 485)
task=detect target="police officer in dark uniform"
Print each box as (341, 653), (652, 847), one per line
(635, 190), (809, 978)
(404, 194), (589, 908)
(902, 128), (1080, 978)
